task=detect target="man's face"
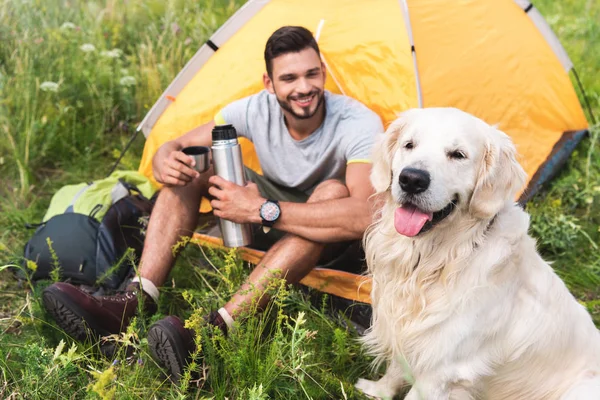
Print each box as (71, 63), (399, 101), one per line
(264, 47), (326, 120)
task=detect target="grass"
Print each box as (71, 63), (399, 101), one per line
(525, 0), (600, 318)
(0, 0), (599, 398)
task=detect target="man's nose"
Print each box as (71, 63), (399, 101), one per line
(296, 77), (311, 93)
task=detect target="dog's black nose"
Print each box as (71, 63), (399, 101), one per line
(399, 168), (430, 194)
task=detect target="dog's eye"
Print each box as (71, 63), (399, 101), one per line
(404, 141), (414, 150)
(448, 150), (466, 160)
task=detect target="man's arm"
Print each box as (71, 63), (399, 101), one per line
(152, 120), (215, 186)
(271, 163), (374, 242)
(208, 163), (376, 243)
(174, 120), (216, 149)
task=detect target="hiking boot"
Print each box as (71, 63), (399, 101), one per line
(42, 282), (157, 342)
(147, 312), (227, 384)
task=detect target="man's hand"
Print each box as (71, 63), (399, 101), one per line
(208, 176), (265, 224)
(152, 142), (200, 186)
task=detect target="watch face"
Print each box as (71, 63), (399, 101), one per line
(260, 201), (280, 222)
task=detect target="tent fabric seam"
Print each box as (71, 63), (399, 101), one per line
(399, 0), (423, 107)
(512, 0), (573, 71)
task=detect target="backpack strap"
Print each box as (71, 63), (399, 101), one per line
(89, 204), (103, 219)
(110, 180), (130, 205)
(118, 178), (144, 197)
(111, 179), (149, 204)
(25, 222), (45, 229)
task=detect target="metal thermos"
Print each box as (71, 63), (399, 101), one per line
(211, 124), (253, 248)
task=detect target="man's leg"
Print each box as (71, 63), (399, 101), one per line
(136, 170), (212, 288)
(224, 179), (350, 317)
(147, 179), (351, 383)
(42, 170), (213, 342)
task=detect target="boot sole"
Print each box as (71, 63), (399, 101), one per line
(42, 286), (111, 342)
(147, 318), (193, 384)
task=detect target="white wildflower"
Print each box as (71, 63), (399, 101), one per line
(119, 76), (136, 87)
(546, 15), (560, 26)
(60, 22), (76, 30)
(100, 48), (122, 58)
(80, 43), (96, 53)
(40, 81), (59, 92)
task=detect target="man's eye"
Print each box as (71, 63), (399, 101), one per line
(404, 141), (414, 150)
(448, 150), (466, 160)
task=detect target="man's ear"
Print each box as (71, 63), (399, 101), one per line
(263, 72), (274, 94)
(370, 118), (405, 194)
(321, 61), (327, 83)
(469, 127), (527, 219)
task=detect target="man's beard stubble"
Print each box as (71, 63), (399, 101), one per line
(276, 89), (325, 120)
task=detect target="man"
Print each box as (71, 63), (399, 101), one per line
(42, 25), (383, 383)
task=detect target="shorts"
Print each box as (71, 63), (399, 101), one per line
(244, 167), (365, 273)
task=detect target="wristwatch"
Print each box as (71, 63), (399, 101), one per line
(259, 199), (281, 233)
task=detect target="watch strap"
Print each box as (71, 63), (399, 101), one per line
(262, 219), (276, 228)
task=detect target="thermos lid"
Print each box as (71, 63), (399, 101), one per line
(212, 124), (238, 141)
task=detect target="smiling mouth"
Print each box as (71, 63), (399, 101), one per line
(394, 196), (458, 237)
(291, 93), (315, 107)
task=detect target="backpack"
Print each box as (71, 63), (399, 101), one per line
(21, 170), (158, 291)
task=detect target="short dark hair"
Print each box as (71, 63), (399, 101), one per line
(264, 26), (320, 77)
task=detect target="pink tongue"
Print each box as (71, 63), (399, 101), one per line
(394, 204), (433, 237)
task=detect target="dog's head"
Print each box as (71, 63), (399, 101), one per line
(371, 107), (526, 237)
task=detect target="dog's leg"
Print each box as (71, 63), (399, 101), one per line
(355, 358), (408, 399)
(448, 386), (475, 400)
(403, 359), (486, 400)
(404, 378), (450, 400)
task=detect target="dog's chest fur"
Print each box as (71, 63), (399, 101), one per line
(369, 252), (504, 375)
(363, 205), (522, 375)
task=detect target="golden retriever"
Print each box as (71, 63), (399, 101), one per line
(355, 108), (600, 400)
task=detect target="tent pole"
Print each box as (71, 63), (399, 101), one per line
(572, 67), (597, 126)
(106, 127), (141, 177)
(399, 0), (423, 107)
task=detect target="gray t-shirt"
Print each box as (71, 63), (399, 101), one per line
(218, 90), (383, 194)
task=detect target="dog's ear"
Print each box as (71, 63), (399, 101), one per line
(370, 119), (405, 194)
(469, 127), (527, 219)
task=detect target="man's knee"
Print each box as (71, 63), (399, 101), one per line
(157, 172), (211, 203)
(307, 179), (349, 203)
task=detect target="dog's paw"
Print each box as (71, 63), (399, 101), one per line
(355, 378), (395, 399)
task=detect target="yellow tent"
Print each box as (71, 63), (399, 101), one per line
(136, 0), (589, 306)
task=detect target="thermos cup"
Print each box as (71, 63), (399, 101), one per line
(211, 124), (253, 248)
(181, 146), (210, 173)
